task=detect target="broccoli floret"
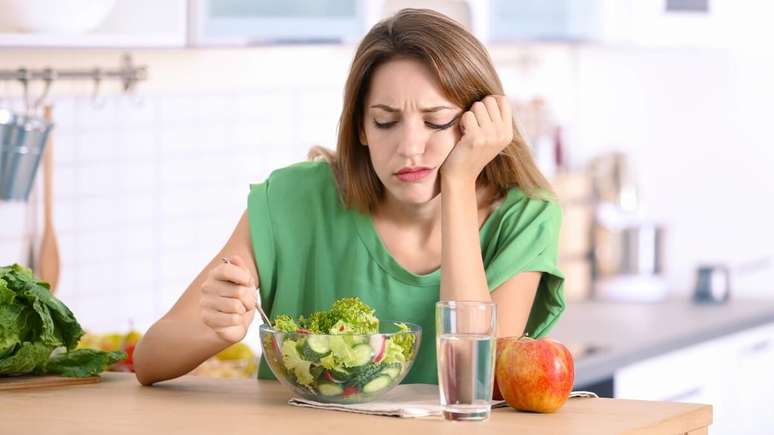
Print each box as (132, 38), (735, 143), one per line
(297, 297), (378, 335)
(273, 314), (301, 333)
(326, 297), (379, 334)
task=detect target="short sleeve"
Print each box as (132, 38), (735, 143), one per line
(247, 181), (278, 315)
(484, 199), (565, 338)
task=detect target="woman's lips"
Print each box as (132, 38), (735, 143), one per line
(395, 168), (432, 182)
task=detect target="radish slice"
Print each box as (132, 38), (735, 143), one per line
(296, 328), (310, 334)
(370, 334), (386, 364)
(324, 370), (345, 384)
(343, 386), (358, 397)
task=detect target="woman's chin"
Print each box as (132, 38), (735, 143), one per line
(387, 183), (440, 205)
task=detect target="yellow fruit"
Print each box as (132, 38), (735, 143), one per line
(124, 330), (143, 347)
(99, 333), (124, 352)
(77, 332), (100, 349)
(215, 342), (255, 361)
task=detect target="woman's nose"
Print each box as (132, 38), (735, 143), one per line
(396, 122), (427, 158)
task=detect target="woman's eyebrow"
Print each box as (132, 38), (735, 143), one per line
(369, 104), (456, 113)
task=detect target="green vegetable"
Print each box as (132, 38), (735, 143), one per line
(281, 339), (314, 386)
(268, 297), (417, 398)
(347, 362), (385, 389)
(45, 349), (126, 377)
(0, 264), (127, 377)
(273, 314), (301, 333)
(319, 352), (337, 370)
(318, 382), (344, 396)
(362, 375), (392, 394)
(390, 322), (416, 362)
(272, 297), (379, 335)
(302, 335), (330, 362)
(381, 339), (407, 365)
(350, 343), (373, 367)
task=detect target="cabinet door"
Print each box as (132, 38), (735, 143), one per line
(613, 337), (729, 404)
(615, 322), (774, 435)
(724, 323), (774, 435)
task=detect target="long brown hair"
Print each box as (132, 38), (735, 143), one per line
(311, 8), (554, 212)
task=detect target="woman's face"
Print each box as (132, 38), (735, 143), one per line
(361, 58), (463, 206)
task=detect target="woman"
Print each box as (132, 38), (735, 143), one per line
(134, 8), (564, 386)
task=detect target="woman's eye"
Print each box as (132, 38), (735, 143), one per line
(426, 119), (456, 130)
(426, 114), (461, 130)
(374, 120), (397, 129)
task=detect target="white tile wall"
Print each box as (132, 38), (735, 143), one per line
(0, 87), (339, 348)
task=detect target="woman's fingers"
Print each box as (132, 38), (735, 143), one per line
(482, 96), (503, 124)
(202, 310), (244, 328)
(470, 101), (492, 128)
(459, 110), (479, 134)
(215, 261), (253, 287)
(201, 294), (247, 314)
(495, 95), (512, 124)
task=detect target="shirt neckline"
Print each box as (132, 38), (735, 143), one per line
(351, 187), (523, 287)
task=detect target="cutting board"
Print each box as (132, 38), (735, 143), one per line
(0, 375), (100, 391)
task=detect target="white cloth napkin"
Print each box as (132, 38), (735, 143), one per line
(289, 384), (505, 418)
(288, 385), (598, 418)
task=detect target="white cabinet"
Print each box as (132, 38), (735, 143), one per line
(0, 0), (187, 48)
(615, 322), (774, 435)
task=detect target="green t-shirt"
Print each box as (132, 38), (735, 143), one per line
(248, 161), (565, 384)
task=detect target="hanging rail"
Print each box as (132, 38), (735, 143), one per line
(0, 53), (147, 93)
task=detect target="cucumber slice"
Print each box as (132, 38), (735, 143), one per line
(343, 335), (367, 347)
(351, 343), (373, 367)
(381, 367), (401, 379)
(307, 335), (330, 355)
(318, 382), (344, 396)
(362, 375), (392, 394)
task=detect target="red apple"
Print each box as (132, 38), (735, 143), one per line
(495, 336), (574, 413)
(492, 337), (508, 400)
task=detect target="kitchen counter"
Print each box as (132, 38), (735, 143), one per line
(551, 298), (774, 386)
(0, 373), (711, 435)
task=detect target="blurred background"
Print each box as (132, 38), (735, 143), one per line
(0, 1), (772, 432)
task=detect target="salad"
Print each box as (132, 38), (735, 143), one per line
(262, 297), (419, 400)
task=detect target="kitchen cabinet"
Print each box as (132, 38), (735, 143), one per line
(614, 321), (774, 435)
(485, 0), (719, 47)
(0, 0), (727, 49)
(0, 0), (186, 48)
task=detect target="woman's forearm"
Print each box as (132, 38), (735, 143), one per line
(133, 316), (232, 386)
(440, 176), (492, 303)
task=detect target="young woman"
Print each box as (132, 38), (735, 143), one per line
(134, 9), (565, 386)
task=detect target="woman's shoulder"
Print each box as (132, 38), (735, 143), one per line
(252, 160), (336, 198)
(265, 160), (333, 185)
(497, 185), (562, 229)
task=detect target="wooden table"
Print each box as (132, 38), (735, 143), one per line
(0, 373), (711, 435)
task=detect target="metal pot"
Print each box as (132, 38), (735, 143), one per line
(592, 222), (668, 302)
(594, 224), (665, 277)
(0, 109), (54, 201)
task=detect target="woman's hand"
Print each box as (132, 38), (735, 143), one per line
(440, 95), (513, 185)
(199, 254), (257, 344)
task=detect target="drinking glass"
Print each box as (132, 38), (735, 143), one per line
(435, 300), (497, 421)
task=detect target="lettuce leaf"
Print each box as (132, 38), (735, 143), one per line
(0, 264), (125, 377)
(45, 349), (127, 377)
(281, 339), (314, 385)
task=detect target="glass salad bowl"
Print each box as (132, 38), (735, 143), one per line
(259, 321), (422, 403)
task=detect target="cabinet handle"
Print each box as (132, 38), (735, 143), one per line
(664, 387), (703, 402)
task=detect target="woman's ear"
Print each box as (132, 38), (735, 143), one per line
(359, 129), (368, 146)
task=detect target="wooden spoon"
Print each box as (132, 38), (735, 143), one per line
(37, 104), (60, 294)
